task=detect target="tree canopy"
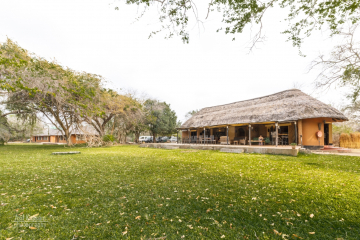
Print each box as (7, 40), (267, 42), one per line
(144, 99), (178, 141)
(121, 0), (360, 49)
(0, 39), (179, 145)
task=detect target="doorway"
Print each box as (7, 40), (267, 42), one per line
(324, 124), (330, 145)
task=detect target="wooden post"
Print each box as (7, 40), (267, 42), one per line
(275, 123), (279, 147)
(188, 129), (190, 144)
(294, 121), (297, 145)
(249, 124), (251, 146)
(203, 127), (206, 145)
(226, 126), (229, 145)
(297, 120), (303, 144)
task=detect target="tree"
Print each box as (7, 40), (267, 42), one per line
(0, 39), (102, 146)
(185, 109), (199, 120)
(311, 24), (360, 103)
(0, 90), (39, 144)
(120, 0), (360, 49)
(83, 89), (128, 138)
(144, 99), (177, 142)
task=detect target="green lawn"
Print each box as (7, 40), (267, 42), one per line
(0, 145), (359, 239)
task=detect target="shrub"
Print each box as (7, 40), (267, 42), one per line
(102, 135), (115, 142)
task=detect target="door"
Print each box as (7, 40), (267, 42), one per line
(324, 124), (329, 145)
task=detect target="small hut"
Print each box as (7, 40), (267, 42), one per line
(179, 89), (348, 149)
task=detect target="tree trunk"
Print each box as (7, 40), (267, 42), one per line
(152, 132), (157, 143)
(135, 131), (140, 143)
(64, 129), (72, 146)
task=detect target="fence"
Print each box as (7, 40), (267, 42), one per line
(339, 132), (360, 148)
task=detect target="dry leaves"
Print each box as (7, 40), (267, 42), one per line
(28, 214), (39, 220)
(309, 232), (315, 234)
(310, 214), (314, 218)
(29, 226), (37, 230)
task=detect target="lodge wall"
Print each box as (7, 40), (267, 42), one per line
(301, 117), (333, 148)
(31, 134), (86, 144)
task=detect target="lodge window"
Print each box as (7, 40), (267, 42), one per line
(279, 126), (288, 134)
(212, 128), (225, 138)
(76, 135), (86, 141)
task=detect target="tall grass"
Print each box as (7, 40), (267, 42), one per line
(340, 132), (360, 148)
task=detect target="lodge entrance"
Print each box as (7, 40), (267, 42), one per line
(324, 124), (330, 145)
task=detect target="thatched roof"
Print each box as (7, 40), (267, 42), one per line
(33, 125), (97, 136)
(180, 89), (348, 129)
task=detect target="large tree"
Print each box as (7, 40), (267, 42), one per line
(83, 89), (128, 138)
(0, 39), (102, 145)
(144, 99), (177, 142)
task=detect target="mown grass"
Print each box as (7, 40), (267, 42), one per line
(0, 144), (359, 239)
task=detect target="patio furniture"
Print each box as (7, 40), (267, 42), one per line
(233, 137), (247, 145)
(209, 135), (216, 144)
(219, 136), (229, 145)
(249, 137), (265, 145)
(282, 136), (288, 145)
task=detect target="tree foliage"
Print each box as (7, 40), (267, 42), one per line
(311, 24), (360, 103)
(144, 99), (177, 142)
(0, 39), (102, 145)
(120, 0), (360, 49)
(185, 109), (199, 120)
(0, 39), (180, 146)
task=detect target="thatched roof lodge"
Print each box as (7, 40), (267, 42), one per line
(179, 89), (347, 149)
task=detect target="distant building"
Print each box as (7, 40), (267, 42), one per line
(31, 127), (96, 144)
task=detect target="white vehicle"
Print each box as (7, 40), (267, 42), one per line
(139, 136), (153, 143)
(169, 136), (178, 143)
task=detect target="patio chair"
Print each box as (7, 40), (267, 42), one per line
(209, 135), (216, 144)
(204, 135), (208, 144)
(282, 136), (288, 145)
(240, 137), (247, 145)
(219, 136), (228, 145)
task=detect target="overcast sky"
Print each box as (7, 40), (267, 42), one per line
(0, 0), (348, 123)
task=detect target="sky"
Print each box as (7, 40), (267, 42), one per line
(0, 0), (349, 123)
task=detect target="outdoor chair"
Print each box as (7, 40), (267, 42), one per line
(233, 137), (246, 145)
(209, 135), (216, 144)
(239, 137), (247, 145)
(203, 135), (209, 144)
(282, 136), (288, 145)
(219, 136), (229, 145)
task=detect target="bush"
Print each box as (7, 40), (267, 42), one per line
(102, 135), (115, 142)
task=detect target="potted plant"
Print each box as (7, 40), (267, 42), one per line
(290, 143), (297, 149)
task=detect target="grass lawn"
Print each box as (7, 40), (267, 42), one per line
(0, 144), (359, 239)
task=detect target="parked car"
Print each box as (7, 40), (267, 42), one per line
(139, 136), (153, 143)
(156, 136), (163, 143)
(161, 136), (169, 142)
(169, 136), (177, 143)
(26, 139), (30, 142)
